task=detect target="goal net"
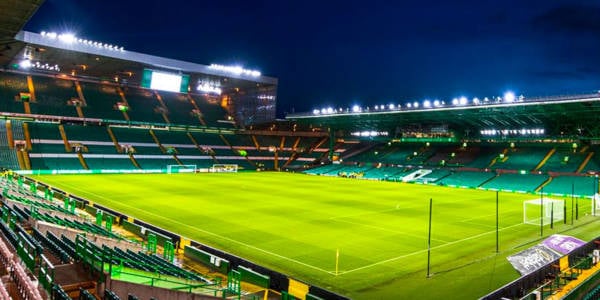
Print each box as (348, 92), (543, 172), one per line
(523, 198), (564, 225)
(166, 164), (197, 174)
(210, 164), (238, 173)
(592, 194), (600, 216)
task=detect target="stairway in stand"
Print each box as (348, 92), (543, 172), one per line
(0, 121), (20, 170)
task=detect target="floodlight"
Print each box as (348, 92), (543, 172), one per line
(459, 96), (468, 105)
(503, 91), (516, 102)
(407, 103), (412, 108)
(321, 108), (327, 114)
(452, 98), (459, 105)
(374, 105), (379, 110)
(413, 101), (419, 108)
(473, 97), (480, 104)
(312, 109), (320, 115)
(433, 100), (440, 107)
(352, 105), (361, 113)
(327, 107), (334, 114)
(423, 100), (431, 108)
(58, 33), (76, 43)
(19, 60), (32, 69)
(388, 104), (395, 109)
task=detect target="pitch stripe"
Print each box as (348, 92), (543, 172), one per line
(338, 222), (525, 275)
(46, 179), (335, 275)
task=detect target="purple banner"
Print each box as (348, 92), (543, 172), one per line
(542, 234), (585, 255)
(507, 245), (562, 275)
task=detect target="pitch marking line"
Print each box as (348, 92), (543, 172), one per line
(42, 178), (527, 277)
(48, 180), (335, 275)
(330, 218), (450, 243)
(337, 221), (526, 275)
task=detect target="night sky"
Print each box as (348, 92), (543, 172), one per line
(24, 0), (600, 117)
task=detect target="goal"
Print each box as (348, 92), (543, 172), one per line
(592, 194), (600, 216)
(166, 164), (197, 174)
(523, 198), (564, 225)
(210, 164), (238, 173)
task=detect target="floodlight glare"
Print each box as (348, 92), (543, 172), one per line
(326, 107), (334, 114)
(388, 104), (395, 109)
(433, 100), (441, 107)
(423, 100), (431, 108)
(413, 101), (419, 108)
(321, 108), (327, 114)
(452, 98), (459, 105)
(473, 97), (480, 104)
(459, 96), (468, 105)
(407, 103), (412, 108)
(58, 33), (76, 43)
(504, 91), (516, 102)
(312, 109), (320, 115)
(19, 59), (32, 69)
(352, 105), (361, 113)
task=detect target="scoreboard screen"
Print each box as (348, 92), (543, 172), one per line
(141, 69), (189, 93)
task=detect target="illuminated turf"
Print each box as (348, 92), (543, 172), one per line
(31, 172), (599, 299)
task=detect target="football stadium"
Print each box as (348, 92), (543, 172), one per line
(0, 1), (600, 300)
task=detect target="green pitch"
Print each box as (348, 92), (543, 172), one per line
(31, 172), (599, 299)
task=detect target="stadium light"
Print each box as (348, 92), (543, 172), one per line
(19, 59), (32, 69)
(423, 100), (431, 108)
(473, 97), (480, 104)
(433, 100), (441, 107)
(459, 96), (468, 105)
(326, 107), (334, 114)
(312, 109), (320, 115)
(407, 103), (412, 108)
(208, 64), (261, 77)
(503, 91), (516, 103)
(388, 104), (395, 110)
(352, 105), (361, 113)
(58, 33), (76, 44)
(413, 101), (419, 108)
(40, 31), (125, 52)
(452, 98), (459, 105)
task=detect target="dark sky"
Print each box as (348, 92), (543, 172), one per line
(24, 0), (600, 116)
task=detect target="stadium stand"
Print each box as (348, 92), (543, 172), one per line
(437, 171), (496, 188)
(79, 81), (127, 121)
(0, 72), (28, 114)
(541, 175), (597, 197)
(121, 87), (165, 124)
(539, 145), (587, 173)
(481, 173), (549, 192)
(29, 76), (79, 117)
(157, 91), (199, 125)
(489, 146), (550, 171)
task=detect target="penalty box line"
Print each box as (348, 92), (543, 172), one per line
(51, 180), (334, 276)
(338, 221), (525, 276)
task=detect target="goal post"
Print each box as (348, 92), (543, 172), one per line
(523, 198), (564, 225)
(166, 164), (197, 174)
(592, 193), (600, 216)
(210, 164), (238, 173)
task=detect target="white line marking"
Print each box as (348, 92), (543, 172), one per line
(45, 180), (336, 275)
(338, 221), (525, 275)
(331, 218), (450, 243)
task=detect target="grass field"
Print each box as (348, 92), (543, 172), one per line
(31, 172), (600, 299)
